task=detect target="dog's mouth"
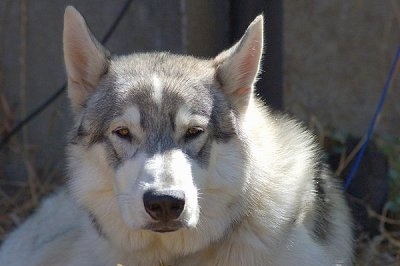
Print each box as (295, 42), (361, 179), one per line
(144, 221), (185, 233)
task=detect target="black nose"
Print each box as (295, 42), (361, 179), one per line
(143, 190), (185, 222)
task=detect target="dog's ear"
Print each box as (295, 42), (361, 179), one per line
(214, 15), (263, 113)
(63, 6), (110, 112)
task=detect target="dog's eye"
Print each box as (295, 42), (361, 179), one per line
(113, 127), (131, 140)
(185, 126), (204, 140)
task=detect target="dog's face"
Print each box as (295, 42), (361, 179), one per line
(64, 6), (263, 250)
(79, 55), (225, 232)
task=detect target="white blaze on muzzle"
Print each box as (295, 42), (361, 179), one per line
(115, 149), (200, 229)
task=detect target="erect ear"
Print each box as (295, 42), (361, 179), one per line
(63, 6), (110, 112)
(214, 15), (263, 113)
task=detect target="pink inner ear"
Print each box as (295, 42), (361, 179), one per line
(233, 87), (251, 97)
(238, 38), (262, 85)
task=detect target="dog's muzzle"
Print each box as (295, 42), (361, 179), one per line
(143, 190), (185, 232)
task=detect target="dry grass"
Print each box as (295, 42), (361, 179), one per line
(351, 198), (400, 265)
(0, 90), (63, 242)
(0, 175), (61, 242)
(311, 119), (400, 265)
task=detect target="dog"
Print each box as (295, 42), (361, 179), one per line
(0, 6), (353, 265)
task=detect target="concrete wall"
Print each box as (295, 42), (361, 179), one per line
(283, 1), (400, 136)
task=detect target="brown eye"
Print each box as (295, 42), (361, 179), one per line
(185, 126), (204, 140)
(113, 127), (131, 140)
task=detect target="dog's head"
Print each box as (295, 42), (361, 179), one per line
(64, 6), (263, 252)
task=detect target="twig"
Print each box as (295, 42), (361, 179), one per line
(18, 0), (38, 206)
(347, 194), (400, 225)
(335, 136), (366, 176)
(379, 203), (400, 248)
(24, 159), (38, 206)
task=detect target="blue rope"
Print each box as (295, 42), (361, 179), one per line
(344, 46), (400, 190)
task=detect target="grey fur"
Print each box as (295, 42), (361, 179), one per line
(69, 52), (238, 169)
(0, 8), (353, 266)
(312, 163), (334, 241)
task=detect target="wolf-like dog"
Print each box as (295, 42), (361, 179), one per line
(0, 6), (353, 266)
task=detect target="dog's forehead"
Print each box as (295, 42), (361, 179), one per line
(104, 53), (216, 118)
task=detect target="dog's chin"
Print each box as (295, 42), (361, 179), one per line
(152, 228), (179, 233)
(144, 221), (187, 233)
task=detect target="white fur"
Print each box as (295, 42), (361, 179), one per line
(115, 149), (199, 230)
(118, 105), (141, 126)
(175, 106), (209, 130)
(151, 74), (164, 105)
(0, 7), (353, 266)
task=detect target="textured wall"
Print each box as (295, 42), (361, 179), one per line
(283, 1), (400, 136)
(0, 0), (230, 181)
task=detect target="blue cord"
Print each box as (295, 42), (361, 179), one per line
(344, 46), (400, 190)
